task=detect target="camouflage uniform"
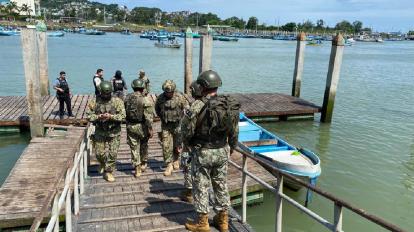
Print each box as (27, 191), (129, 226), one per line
(155, 91), (188, 165)
(124, 92), (154, 168)
(139, 75), (150, 96)
(87, 97), (126, 173)
(181, 96), (239, 214)
(182, 94), (196, 189)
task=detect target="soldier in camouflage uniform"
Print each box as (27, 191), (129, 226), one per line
(124, 79), (154, 178)
(155, 80), (189, 176)
(182, 70), (239, 232)
(180, 81), (203, 203)
(138, 69), (150, 96)
(87, 81), (126, 182)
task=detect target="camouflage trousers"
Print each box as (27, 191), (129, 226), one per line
(126, 123), (149, 167)
(93, 134), (121, 173)
(181, 151), (193, 189)
(160, 124), (181, 165)
(192, 146), (230, 214)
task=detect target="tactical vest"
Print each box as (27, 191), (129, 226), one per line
(125, 93), (144, 123)
(191, 95), (240, 149)
(93, 76), (103, 95)
(56, 78), (69, 96)
(159, 94), (183, 124)
(94, 98), (121, 133)
(113, 78), (124, 92)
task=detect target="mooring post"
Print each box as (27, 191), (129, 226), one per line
(321, 33), (345, 123)
(292, 32), (307, 97)
(199, 25), (213, 74)
(184, 27), (193, 94)
(37, 31), (50, 96)
(21, 28), (44, 137)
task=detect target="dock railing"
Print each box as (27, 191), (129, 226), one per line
(231, 144), (407, 232)
(29, 125), (93, 232)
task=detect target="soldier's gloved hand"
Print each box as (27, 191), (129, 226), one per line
(148, 129), (153, 138)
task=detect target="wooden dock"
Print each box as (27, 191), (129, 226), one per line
(0, 93), (321, 127)
(0, 126), (85, 228)
(0, 122), (275, 230)
(76, 123), (271, 231)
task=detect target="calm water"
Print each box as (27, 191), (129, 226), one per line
(1, 33), (413, 231)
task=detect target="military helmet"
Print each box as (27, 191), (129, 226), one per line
(99, 81), (113, 94)
(197, 70), (222, 89)
(190, 81), (203, 98)
(131, 79), (145, 89)
(162, 80), (176, 93)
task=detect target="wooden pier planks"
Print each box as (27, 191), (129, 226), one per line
(0, 93), (321, 127)
(0, 127), (85, 228)
(76, 123), (272, 232)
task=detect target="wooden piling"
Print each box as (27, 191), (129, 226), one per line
(199, 25), (213, 74)
(21, 28), (44, 137)
(37, 32), (50, 96)
(292, 32), (306, 98)
(321, 34), (345, 123)
(184, 27), (193, 94)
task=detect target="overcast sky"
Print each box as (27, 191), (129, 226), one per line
(96, 0), (414, 32)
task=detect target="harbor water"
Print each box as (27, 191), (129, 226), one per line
(0, 33), (413, 231)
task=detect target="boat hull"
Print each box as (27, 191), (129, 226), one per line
(238, 113), (321, 190)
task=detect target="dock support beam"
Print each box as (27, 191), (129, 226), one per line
(292, 32), (306, 98)
(199, 25), (213, 74)
(21, 28), (44, 137)
(184, 27), (193, 94)
(321, 34), (345, 123)
(37, 31), (50, 96)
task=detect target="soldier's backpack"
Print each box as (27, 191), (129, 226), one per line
(126, 94), (144, 122)
(199, 95), (240, 135)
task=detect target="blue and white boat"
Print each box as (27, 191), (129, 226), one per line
(238, 113), (321, 195)
(0, 26), (20, 36)
(47, 31), (65, 37)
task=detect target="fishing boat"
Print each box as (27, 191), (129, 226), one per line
(121, 28), (131, 35)
(84, 29), (105, 35)
(217, 36), (238, 42)
(0, 26), (20, 36)
(47, 31), (65, 37)
(154, 40), (181, 49)
(307, 40), (322, 46)
(238, 113), (321, 193)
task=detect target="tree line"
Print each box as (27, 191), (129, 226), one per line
(1, 0), (372, 34)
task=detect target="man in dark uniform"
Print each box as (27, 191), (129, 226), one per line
(111, 70), (127, 100)
(93, 68), (104, 96)
(53, 71), (73, 119)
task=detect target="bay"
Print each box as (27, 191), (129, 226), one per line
(0, 33), (413, 231)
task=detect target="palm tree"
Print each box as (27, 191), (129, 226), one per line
(5, 1), (20, 21)
(20, 4), (31, 19)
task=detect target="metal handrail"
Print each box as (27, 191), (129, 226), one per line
(29, 125), (92, 232)
(231, 144), (407, 232)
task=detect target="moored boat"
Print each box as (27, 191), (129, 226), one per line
(217, 36), (238, 42)
(154, 40), (182, 48)
(47, 31), (65, 37)
(0, 26), (20, 36)
(307, 39), (322, 46)
(121, 28), (131, 35)
(84, 29), (105, 35)
(238, 113), (321, 194)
